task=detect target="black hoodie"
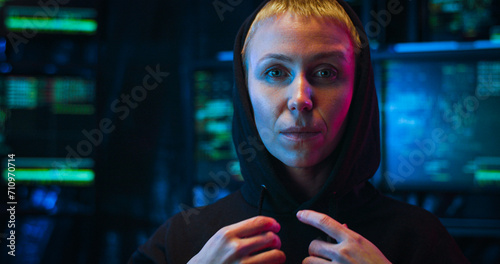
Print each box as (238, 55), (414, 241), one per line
(129, 0), (469, 263)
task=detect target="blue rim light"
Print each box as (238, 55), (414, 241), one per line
(393, 40), (500, 53)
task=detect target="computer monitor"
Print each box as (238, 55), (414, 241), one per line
(2, 157), (95, 186)
(3, 5), (98, 35)
(426, 0), (500, 41)
(0, 75), (96, 156)
(380, 55), (500, 192)
(192, 67), (242, 186)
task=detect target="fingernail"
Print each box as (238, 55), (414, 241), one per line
(296, 210), (303, 218)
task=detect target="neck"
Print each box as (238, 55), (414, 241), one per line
(284, 159), (334, 200)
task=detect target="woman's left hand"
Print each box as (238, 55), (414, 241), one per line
(297, 210), (391, 264)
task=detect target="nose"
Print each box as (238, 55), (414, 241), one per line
(288, 74), (313, 112)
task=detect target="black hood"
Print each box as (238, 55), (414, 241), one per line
(232, 0), (380, 214)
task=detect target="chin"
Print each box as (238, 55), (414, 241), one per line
(278, 152), (324, 169)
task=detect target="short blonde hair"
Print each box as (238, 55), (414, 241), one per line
(241, 0), (361, 63)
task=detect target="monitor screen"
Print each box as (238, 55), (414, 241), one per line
(2, 157), (94, 185)
(382, 59), (500, 192)
(3, 75), (94, 107)
(0, 75), (96, 156)
(193, 68), (242, 184)
(427, 0), (500, 41)
(3, 6), (98, 35)
(1, 75), (95, 114)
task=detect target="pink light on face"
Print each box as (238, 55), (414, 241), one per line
(247, 13), (355, 169)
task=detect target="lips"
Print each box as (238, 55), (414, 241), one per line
(280, 127), (321, 141)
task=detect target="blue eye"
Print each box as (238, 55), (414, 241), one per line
(314, 69), (337, 79)
(263, 67), (291, 84)
(266, 68), (285, 78)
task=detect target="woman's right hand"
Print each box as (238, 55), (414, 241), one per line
(187, 216), (286, 264)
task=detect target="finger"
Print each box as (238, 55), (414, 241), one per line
(302, 256), (333, 264)
(308, 239), (335, 261)
(296, 210), (348, 242)
(237, 231), (281, 257)
(242, 249), (286, 264)
(225, 216), (281, 238)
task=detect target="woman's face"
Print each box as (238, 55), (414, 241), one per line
(246, 13), (356, 169)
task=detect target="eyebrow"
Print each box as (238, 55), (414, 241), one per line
(258, 53), (294, 64)
(257, 51), (347, 65)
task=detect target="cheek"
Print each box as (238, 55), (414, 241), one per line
(340, 87), (354, 113)
(337, 89), (353, 121)
(249, 84), (270, 129)
(332, 63), (355, 123)
(321, 87), (353, 131)
(336, 97), (352, 127)
(250, 93), (273, 132)
(248, 85), (281, 144)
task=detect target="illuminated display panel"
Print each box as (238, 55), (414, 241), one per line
(382, 59), (500, 192)
(427, 0), (500, 41)
(194, 70), (235, 161)
(1, 75), (95, 114)
(193, 68), (242, 183)
(5, 76), (38, 109)
(2, 157), (94, 185)
(4, 6), (98, 35)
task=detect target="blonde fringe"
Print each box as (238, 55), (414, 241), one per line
(241, 0), (361, 63)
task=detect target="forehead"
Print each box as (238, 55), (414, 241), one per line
(248, 13), (354, 62)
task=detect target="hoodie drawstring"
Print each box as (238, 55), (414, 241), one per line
(258, 185), (267, 215)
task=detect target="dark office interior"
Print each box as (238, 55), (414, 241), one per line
(0, 0), (499, 263)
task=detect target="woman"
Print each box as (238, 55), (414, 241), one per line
(130, 0), (469, 263)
